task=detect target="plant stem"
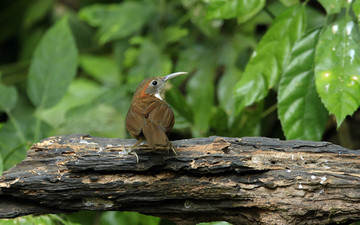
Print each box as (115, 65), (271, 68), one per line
(261, 103), (277, 119)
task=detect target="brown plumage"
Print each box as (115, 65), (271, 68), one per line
(126, 94), (174, 148)
(125, 72), (187, 161)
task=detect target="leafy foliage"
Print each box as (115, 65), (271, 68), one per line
(0, 214), (80, 225)
(278, 29), (328, 140)
(79, 2), (154, 44)
(235, 3), (306, 112)
(0, 84), (17, 112)
(315, 11), (360, 126)
(27, 16), (78, 109)
(205, 0), (266, 23)
(1, 0), (360, 224)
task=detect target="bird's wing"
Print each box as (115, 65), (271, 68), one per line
(126, 104), (146, 137)
(142, 119), (170, 148)
(145, 98), (174, 148)
(131, 96), (175, 132)
(147, 99), (175, 132)
(127, 97), (174, 148)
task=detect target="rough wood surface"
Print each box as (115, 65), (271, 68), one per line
(0, 134), (360, 224)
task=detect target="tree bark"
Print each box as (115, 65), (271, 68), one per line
(0, 134), (360, 225)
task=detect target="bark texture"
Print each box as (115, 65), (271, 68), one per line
(0, 134), (360, 225)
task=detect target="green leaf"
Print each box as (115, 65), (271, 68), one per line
(19, 27), (44, 60)
(58, 103), (126, 138)
(23, 0), (53, 29)
(79, 54), (120, 85)
(128, 39), (172, 85)
(279, 0), (300, 7)
(39, 78), (105, 127)
(306, 4), (327, 31)
(186, 67), (215, 137)
(352, 0), (360, 21)
(209, 107), (228, 135)
(79, 2), (154, 44)
(234, 4), (306, 112)
(206, 0), (266, 23)
(101, 211), (161, 225)
(65, 211), (100, 225)
(163, 26), (189, 44)
(166, 88), (193, 123)
(230, 101), (263, 137)
(315, 16), (360, 126)
(27, 16), (78, 109)
(0, 83), (17, 112)
(0, 119), (32, 169)
(318, 0), (350, 14)
(176, 45), (216, 136)
(0, 215), (78, 225)
(218, 67), (241, 119)
(216, 40), (243, 122)
(181, 0), (220, 37)
(124, 47), (140, 69)
(278, 29), (328, 141)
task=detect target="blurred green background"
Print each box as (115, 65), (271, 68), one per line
(1, 0), (360, 224)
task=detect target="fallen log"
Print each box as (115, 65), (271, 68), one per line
(0, 134), (359, 225)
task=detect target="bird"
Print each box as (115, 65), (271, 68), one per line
(126, 72), (187, 162)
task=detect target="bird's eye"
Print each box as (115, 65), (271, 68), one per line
(152, 80), (158, 85)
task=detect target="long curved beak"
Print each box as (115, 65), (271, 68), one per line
(164, 72), (188, 81)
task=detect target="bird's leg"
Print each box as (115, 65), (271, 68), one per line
(127, 139), (143, 163)
(170, 143), (178, 156)
(131, 138), (143, 150)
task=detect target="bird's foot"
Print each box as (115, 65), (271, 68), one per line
(124, 148), (139, 163)
(129, 150), (139, 163)
(125, 139), (143, 163)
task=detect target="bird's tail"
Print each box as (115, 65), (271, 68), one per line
(142, 121), (170, 149)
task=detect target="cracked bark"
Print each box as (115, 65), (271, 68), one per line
(0, 134), (360, 225)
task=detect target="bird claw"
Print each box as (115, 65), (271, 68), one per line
(129, 151), (139, 163)
(124, 148), (139, 163)
(125, 139), (143, 163)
